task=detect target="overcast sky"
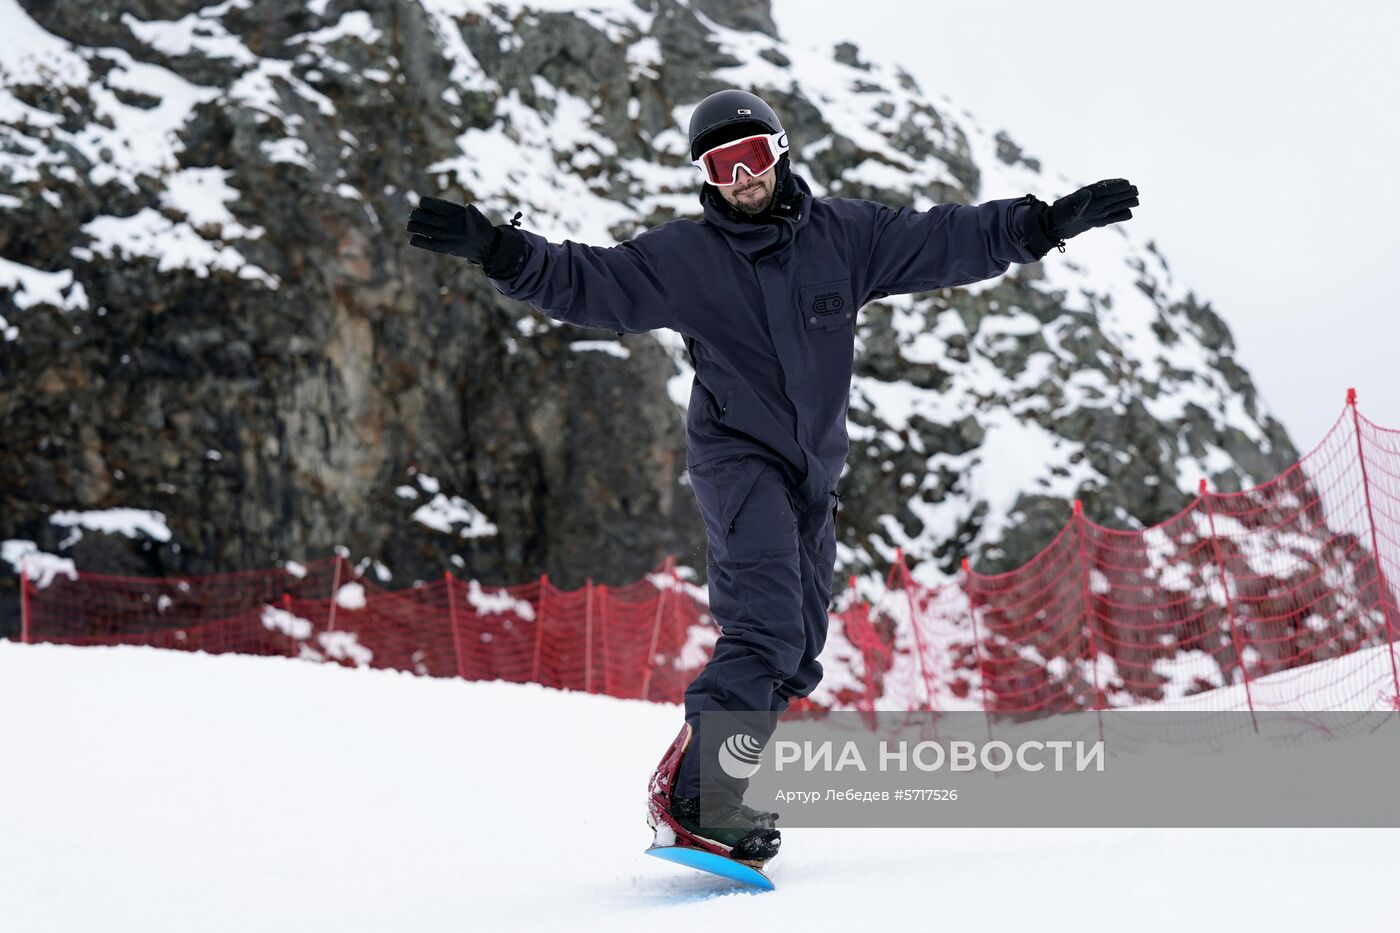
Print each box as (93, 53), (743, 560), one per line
(772, 0), (1399, 450)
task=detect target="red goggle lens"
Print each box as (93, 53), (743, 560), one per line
(701, 136), (779, 186)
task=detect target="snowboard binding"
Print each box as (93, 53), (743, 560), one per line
(646, 722), (780, 870)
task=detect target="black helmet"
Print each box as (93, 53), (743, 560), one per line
(688, 89), (785, 160)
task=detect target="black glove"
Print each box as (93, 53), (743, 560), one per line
(406, 197), (529, 278)
(1019, 178), (1140, 257)
(407, 197), (494, 261)
(1048, 178), (1139, 240)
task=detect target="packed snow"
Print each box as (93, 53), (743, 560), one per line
(0, 642), (1394, 932)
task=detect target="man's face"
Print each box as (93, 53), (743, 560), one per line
(717, 164), (778, 215)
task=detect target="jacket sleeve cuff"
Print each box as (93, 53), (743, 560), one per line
(1014, 195), (1063, 261)
(483, 225), (530, 280)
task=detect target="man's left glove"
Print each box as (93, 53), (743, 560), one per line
(1019, 178), (1140, 258)
(406, 197), (528, 279)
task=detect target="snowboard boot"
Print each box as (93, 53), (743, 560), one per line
(667, 793), (781, 866)
(676, 781), (779, 829)
(647, 723), (781, 868)
(674, 728), (780, 829)
(738, 800), (781, 830)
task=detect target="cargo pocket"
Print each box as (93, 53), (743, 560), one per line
(689, 455), (766, 542)
(717, 456), (769, 539)
(691, 456), (781, 627)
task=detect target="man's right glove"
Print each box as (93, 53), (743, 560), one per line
(406, 197), (528, 279)
(1019, 178), (1140, 258)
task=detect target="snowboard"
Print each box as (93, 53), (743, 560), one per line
(645, 844), (775, 890)
(644, 722), (777, 891)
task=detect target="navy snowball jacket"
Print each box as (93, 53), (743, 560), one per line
(488, 172), (1041, 509)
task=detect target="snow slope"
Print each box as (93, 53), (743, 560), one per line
(0, 642), (1394, 932)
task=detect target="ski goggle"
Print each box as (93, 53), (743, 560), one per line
(692, 131), (789, 186)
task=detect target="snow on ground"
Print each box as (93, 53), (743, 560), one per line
(0, 642), (1394, 932)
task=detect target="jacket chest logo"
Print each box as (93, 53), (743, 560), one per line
(798, 279), (854, 332)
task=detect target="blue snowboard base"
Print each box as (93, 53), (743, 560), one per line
(645, 846), (775, 891)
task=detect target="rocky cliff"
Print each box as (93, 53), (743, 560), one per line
(0, 0), (1297, 635)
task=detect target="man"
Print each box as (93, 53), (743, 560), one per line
(408, 89), (1139, 865)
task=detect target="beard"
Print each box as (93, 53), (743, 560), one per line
(729, 183), (775, 215)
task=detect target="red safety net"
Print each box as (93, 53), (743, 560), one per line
(15, 394), (1400, 714)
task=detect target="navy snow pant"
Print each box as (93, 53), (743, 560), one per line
(675, 453), (838, 800)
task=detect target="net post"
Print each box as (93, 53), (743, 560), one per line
(641, 556), (675, 701)
(597, 582), (611, 697)
(584, 577), (595, 694)
(325, 555), (343, 633)
(1347, 389), (1400, 704)
(896, 549), (937, 711)
(1199, 479), (1259, 730)
(532, 574), (548, 684)
(282, 593), (297, 658)
(847, 574), (877, 712)
(962, 557), (995, 740)
(1071, 500), (1105, 742)
(445, 571), (465, 680)
(19, 558), (32, 645)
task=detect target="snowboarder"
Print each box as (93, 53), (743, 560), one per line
(407, 88), (1139, 868)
